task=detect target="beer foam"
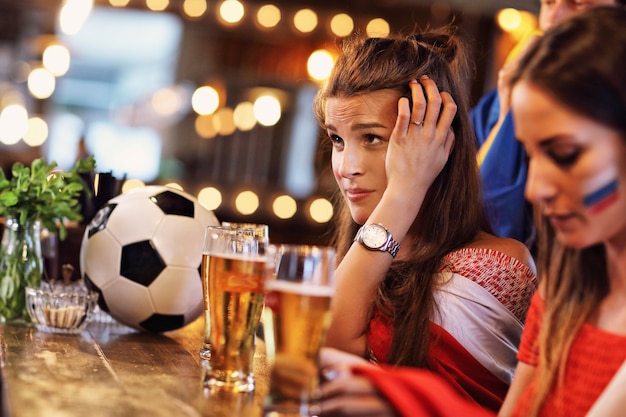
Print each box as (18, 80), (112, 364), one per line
(204, 252), (266, 263)
(264, 279), (335, 297)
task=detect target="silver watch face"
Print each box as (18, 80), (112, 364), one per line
(362, 224), (388, 249)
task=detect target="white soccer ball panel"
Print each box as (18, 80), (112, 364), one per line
(194, 201), (219, 227)
(81, 229), (121, 288)
(108, 185), (162, 203)
(153, 216), (206, 267)
(149, 266), (203, 318)
(103, 278), (155, 327)
(103, 198), (164, 245)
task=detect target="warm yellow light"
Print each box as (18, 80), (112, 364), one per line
(219, 0), (245, 24)
(235, 190), (259, 215)
(253, 95), (281, 126)
(109, 0), (130, 6)
(198, 187), (223, 211)
(23, 117), (49, 147)
(330, 13), (354, 37)
(293, 8), (318, 33)
(192, 86), (220, 115)
(211, 114), (222, 135)
(183, 0), (207, 17)
(122, 179), (146, 193)
(215, 107), (236, 136)
(366, 18), (390, 37)
(28, 68), (56, 99)
(309, 198), (333, 223)
(43, 44), (71, 77)
(257, 4), (281, 28)
(233, 101), (256, 131)
(497, 8), (523, 32)
(195, 114), (218, 139)
(307, 49), (334, 81)
(163, 182), (182, 191)
(146, 0), (169, 12)
(272, 195), (297, 220)
(510, 11), (538, 40)
(0, 104), (28, 145)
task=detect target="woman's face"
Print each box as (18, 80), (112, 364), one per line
(539, 0), (617, 32)
(512, 80), (626, 249)
(324, 89), (399, 225)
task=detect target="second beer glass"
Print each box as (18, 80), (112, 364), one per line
(201, 226), (266, 393)
(263, 244), (336, 416)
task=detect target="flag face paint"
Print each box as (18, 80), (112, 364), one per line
(583, 179), (619, 214)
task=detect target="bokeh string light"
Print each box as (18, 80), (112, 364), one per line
(0, 0), (537, 225)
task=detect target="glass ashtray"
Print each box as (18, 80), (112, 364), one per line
(26, 286), (99, 334)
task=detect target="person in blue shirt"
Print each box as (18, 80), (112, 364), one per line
(470, 0), (623, 249)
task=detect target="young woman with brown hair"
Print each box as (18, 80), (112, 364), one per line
(315, 27), (537, 411)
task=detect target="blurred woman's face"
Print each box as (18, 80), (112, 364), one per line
(512, 80), (626, 249)
(324, 90), (399, 225)
(539, 0), (618, 32)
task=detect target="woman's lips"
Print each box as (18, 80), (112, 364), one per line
(548, 213), (577, 230)
(345, 189), (372, 202)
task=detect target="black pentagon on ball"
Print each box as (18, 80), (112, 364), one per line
(140, 313), (185, 333)
(120, 240), (166, 286)
(149, 190), (195, 218)
(84, 273), (110, 313)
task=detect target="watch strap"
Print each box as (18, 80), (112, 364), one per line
(386, 235), (400, 258)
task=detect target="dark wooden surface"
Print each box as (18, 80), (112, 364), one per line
(0, 316), (269, 417)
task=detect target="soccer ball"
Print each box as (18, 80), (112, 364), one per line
(79, 185), (219, 333)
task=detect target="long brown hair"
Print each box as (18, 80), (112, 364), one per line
(314, 27), (492, 367)
(511, 7), (626, 416)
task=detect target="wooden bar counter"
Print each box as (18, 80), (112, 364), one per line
(0, 316), (269, 417)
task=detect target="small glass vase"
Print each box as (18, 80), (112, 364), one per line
(0, 217), (43, 324)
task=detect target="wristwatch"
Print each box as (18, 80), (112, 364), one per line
(354, 223), (400, 258)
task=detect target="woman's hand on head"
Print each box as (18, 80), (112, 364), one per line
(386, 76), (457, 194)
(319, 348), (398, 417)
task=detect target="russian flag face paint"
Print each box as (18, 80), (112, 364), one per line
(583, 179), (619, 215)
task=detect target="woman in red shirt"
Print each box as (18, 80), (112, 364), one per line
(316, 7), (626, 417)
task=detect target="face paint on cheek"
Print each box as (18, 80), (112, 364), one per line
(583, 178), (619, 215)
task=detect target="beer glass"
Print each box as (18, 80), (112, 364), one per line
(263, 244), (336, 416)
(200, 222), (269, 360)
(201, 226), (267, 393)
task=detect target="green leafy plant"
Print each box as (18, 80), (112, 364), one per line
(0, 156), (96, 240)
(0, 156), (95, 322)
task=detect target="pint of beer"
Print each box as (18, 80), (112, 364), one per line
(201, 226), (266, 393)
(263, 245), (336, 416)
(200, 222), (268, 361)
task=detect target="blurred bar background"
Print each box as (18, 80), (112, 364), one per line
(0, 0), (539, 245)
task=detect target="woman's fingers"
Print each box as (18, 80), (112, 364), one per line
(409, 78), (426, 126)
(437, 91), (457, 146)
(444, 127), (455, 158)
(417, 76), (443, 129)
(271, 353), (318, 399)
(387, 77), (458, 190)
(407, 77), (457, 143)
(321, 373), (396, 417)
(321, 347), (368, 368)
